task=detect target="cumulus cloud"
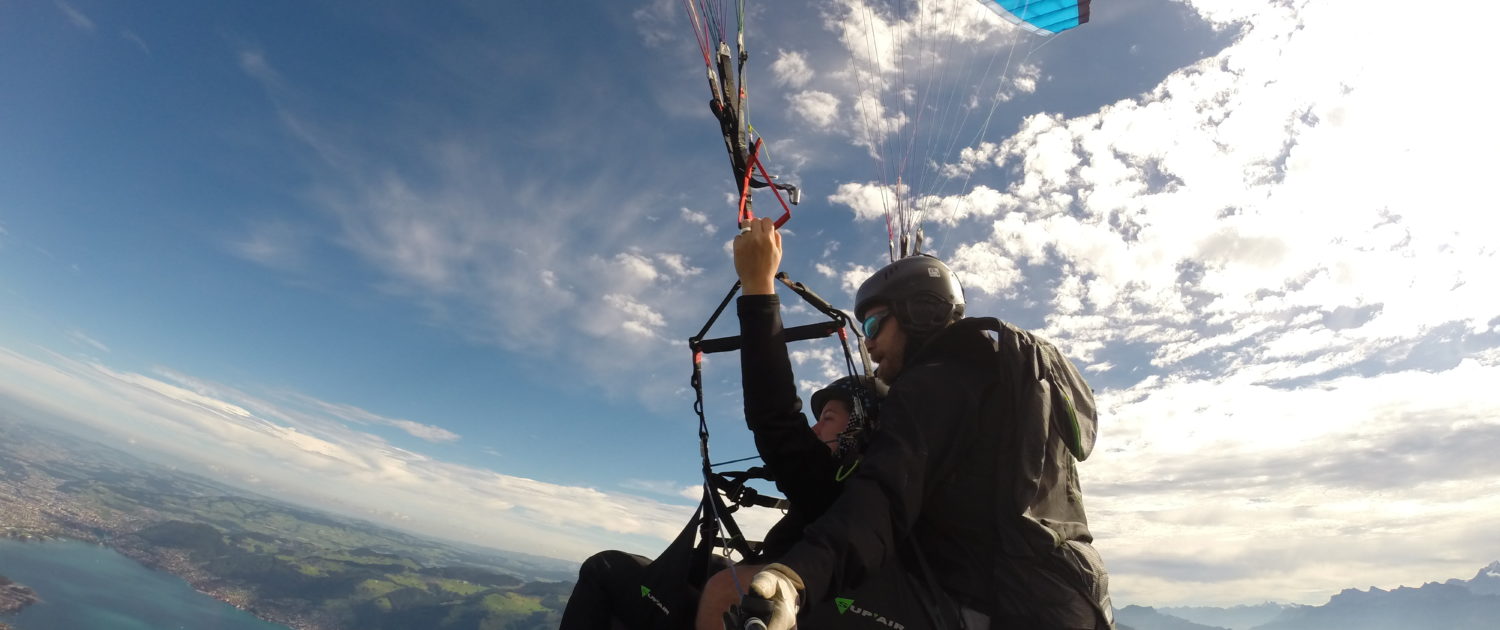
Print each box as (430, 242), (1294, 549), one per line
(827, 181), (904, 222)
(885, 0), (1500, 606)
(788, 90), (840, 129)
(947, 240), (1021, 296)
(681, 207), (719, 236)
(789, 346), (843, 386)
(771, 49), (814, 88)
(1009, 62), (1040, 96)
(945, 0), (1500, 384)
(802, 0), (1039, 171)
(657, 253), (703, 278)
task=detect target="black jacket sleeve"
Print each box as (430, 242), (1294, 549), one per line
(772, 324), (993, 605)
(737, 294), (841, 517)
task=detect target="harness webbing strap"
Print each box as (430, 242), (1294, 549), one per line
(697, 320), (841, 355)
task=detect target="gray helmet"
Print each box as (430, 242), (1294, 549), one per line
(854, 254), (965, 336)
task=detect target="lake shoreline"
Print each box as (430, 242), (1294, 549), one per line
(0, 574), (40, 615)
(0, 536), (298, 630)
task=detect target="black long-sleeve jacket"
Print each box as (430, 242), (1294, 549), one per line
(736, 294), (842, 559)
(773, 316), (1109, 628)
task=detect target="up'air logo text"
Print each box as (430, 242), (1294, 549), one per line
(641, 586), (669, 616)
(834, 597), (905, 629)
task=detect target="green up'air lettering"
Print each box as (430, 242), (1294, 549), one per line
(835, 457), (861, 481)
(835, 597), (855, 614)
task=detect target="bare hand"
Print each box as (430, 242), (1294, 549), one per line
(733, 217), (782, 295)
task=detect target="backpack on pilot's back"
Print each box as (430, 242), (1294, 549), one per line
(975, 317), (1115, 630)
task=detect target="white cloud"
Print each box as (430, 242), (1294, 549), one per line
(0, 345), (694, 560)
(902, 0), (1500, 378)
(848, 90), (909, 158)
(610, 251), (660, 284)
(656, 253), (703, 278)
(120, 29), (150, 54)
(681, 207), (719, 236)
(228, 220), (310, 270)
(789, 346), (842, 384)
(827, 181), (904, 222)
(788, 90), (840, 129)
(66, 330), (110, 353)
(1090, 360), (1500, 606)
(622, 479), (699, 499)
(290, 395), (461, 443)
(1010, 62), (1040, 95)
(771, 49), (814, 88)
(917, 184), (1010, 225)
(837, 263), (877, 297)
(947, 240), (1021, 297)
(602, 293), (666, 339)
(237, 49), (279, 87)
(892, 0), (1500, 606)
(53, 0), (94, 31)
(805, 0), (1039, 169)
(630, 0), (683, 48)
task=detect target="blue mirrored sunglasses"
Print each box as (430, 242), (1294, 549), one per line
(862, 311), (891, 339)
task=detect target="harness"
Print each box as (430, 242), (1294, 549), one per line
(687, 272), (871, 563)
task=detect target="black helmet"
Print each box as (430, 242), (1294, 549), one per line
(810, 375), (887, 458)
(810, 375), (887, 420)
(854, 254), (965, 336)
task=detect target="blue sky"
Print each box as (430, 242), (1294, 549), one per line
(3, 0), (1499, 608)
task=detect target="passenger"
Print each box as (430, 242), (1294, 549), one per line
(558, 374), (879, 630)
(561, 221), (884, 630)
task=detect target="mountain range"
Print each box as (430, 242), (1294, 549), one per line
(1117, 561), (1500, 630)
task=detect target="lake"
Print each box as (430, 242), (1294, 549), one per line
(0, 537), (288, 630)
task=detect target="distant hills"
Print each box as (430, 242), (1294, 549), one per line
(1118, 561), (1500, 630)
(0, 415), (575, 630)
(1116, 605), (1231, 630)
(1155, 603), (1286, 629)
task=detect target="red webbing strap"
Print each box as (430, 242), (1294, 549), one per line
(736, 138), (793, 228)
(737, 138), (761, 226)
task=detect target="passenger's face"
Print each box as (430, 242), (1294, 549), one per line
(863, 306), (907, 380)
(812, 399), (851, 452)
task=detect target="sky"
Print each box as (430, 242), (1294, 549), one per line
(2, 0), (1498, 608)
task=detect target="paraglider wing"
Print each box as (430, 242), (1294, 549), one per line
(978, 0), (1090, 35)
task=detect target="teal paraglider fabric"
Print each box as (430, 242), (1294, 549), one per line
(980, 0), (1091, 35)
